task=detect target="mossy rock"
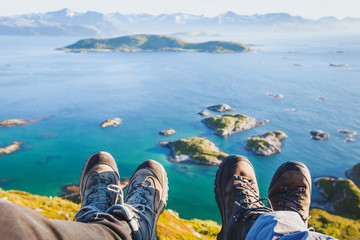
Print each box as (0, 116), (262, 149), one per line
(314, 177), (360, 219)
(159, 128), (176, 136)
(162, 137), (228, 165)
(273, 130), (287, 139)
(245, 131), (287, 156)
(202, 114), (258, 136)
(346, 162), (360, 188)
(246, 137), (272, 151)
(309, 208), (360, 240)
(207, 104), (235, 112)
(0, 119), (37, 126)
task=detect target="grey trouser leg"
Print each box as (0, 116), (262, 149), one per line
(245, 211), (337, 240)
(0, 200), (132, 240)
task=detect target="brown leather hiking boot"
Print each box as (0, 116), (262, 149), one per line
(122, 160), (168, 240)
(75, 151), (121, 222)
(215, 155), (273, 240)
(268, 161), (312, 224)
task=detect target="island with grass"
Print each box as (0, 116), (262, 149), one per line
(0, 141), (22, 156)
(245, 131), (287, 156)
(314, 177), (360, 219)
(0, 119), (37, 127)
(160, 137), (228, 166)
(202, 114), (265, 136)
(58, 34), (253, 53)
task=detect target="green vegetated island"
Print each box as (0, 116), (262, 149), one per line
(58, 34), (252, 53)
(160, 137), (228, 166)
(2, 110), (360, 238)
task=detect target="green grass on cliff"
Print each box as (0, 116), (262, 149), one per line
(309, 208), (360, 240)
(0, 189), (220, 240)
(60, 34), (252, 53)
(2, 189), (358, 239)
(246, 137), (272, 151)
(158, 210), (220, 240)
(172, 137), (228, 163)
(315, 177), (360, 219)
(202, 114), (253, 135)
(347, 162), (360, 187)
(0, 189), (79, 220)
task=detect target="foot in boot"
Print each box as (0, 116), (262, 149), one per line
(215, 155), (273, 240)
(268, 161), (311, 223)
(124, 160), (168, 240)
(75, 151), (121, 222)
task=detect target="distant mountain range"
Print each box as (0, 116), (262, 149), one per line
(58, 34), (252, 53)
(1, 8), (359, 37)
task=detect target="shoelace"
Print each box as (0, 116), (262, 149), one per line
(74, 183), (123, 221)
(276, 186), (309, 221)
(84, 177), (117, 211)
(233, 175), (273, 222)
(125, 182), (155, 230)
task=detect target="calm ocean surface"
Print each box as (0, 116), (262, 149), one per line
(0, 32), (359, 222)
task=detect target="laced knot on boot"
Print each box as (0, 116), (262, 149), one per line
(84, 176), (121, 212)
(125, 181), (155, 228)
(275, 186), (309, 221)
(232, 175), (273, 223)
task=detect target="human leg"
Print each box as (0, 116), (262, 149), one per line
(0, 151), (132, 240)
(0, 152), (168, 240)
(246, 161), (336, 240)
(0, 200), (133, 240)
(75, 151), (168, 239)
(106, 159), (169, 240)
(214, 155), (273, 240)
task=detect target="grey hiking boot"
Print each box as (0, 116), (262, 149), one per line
(268, 161), (312, 224)
(215, 155), (273, 240)
(106, 160), (168, 240)
(74, 151), (121, 222)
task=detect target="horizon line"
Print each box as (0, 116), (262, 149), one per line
(1, 8), (358, 21)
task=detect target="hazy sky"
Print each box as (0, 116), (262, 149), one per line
(1, 0), (360, 19)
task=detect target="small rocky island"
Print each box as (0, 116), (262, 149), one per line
(198, 110), (211, 116)
(202, 114), (265, 136)
(338, 129), (357, 136)
(339, 129), (357, 142)
(159, 128), (176, 136)
(59, 34), (252, 53)
(0, 119), (37, 127)
(314, 177), (360, 219)
(267, 93), (284, 99)
(159, 137), (228, 166)
(207, 104), (235, 112)
(330, 63), (345, 67)
(245, 131), (287, 156)
(310, 130), (330, 140)
(100, 118), (122, 128)
(0, 142), (22, 156)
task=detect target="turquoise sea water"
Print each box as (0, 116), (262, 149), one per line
(0, 33), (359, 222)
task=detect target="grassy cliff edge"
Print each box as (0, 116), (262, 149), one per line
(0, 189), (358, 239)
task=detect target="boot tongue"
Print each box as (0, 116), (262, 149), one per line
(87, 174), (112, 211)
